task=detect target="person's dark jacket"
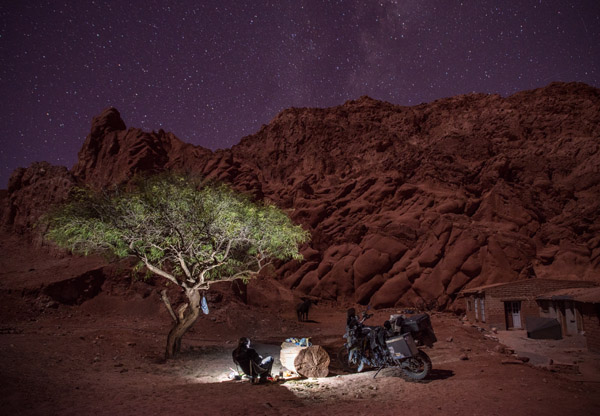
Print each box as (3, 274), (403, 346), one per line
(232, 345), (262, 376)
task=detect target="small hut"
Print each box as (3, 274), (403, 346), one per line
(458, 279), (598, 331)
(536, 287), (600, 352)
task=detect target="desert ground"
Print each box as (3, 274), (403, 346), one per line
(1, 231), (599, 416)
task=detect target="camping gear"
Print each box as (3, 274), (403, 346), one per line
(201, 295), (209, 315)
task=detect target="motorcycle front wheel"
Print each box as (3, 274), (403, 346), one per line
(401, 350), (432, 381)
(337, 346), (361, 373)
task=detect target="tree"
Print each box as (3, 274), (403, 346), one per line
(44, 174), (309, 358)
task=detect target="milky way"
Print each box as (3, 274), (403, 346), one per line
(1, 0), (599, 187)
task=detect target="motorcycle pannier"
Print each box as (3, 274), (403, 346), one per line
(386, 333), (419, 359)
(402, 313), (437, 346)
(401, 313), (432, 333)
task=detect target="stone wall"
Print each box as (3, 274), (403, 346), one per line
(581, 303), (600, 352)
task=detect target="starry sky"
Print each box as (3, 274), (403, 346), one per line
(1, 0), (599, 188)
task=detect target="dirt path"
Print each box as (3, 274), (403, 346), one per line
(2, 291), (599, 416)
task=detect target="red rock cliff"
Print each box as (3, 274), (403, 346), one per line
(4, 82), (599, 308)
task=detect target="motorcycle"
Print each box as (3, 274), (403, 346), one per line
(338, 308), (437, 380)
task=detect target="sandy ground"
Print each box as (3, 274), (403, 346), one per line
(1, 232), (600, 416)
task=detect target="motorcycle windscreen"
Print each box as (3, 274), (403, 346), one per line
(385, 333), (419, 358)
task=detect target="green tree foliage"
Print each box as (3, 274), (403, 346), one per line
(45, 174), (309, 357)
(47, 174), (308, 288)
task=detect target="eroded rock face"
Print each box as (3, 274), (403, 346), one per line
(71, 107), (213, 188)
(3, 83), (599, 308)
(224, 82), (600, 308)
(1, 162), (75, 234)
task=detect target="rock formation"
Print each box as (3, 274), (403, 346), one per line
(71, 107), (213, 188)
(1, 162), (75, 234)
(3, 82), (599, 309)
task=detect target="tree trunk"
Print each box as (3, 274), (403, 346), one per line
(281, 343), (330, 378)
(165, 288), (201, 359)
(294, 345), (330, 378)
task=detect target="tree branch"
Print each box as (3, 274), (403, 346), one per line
(177, 303), (188, 321)
(194, 258), (272, 290)
(196, 273), (251, 290)
(177, 253), (192, 280)
(160, 290), (178, 323)
(195, 261), (225, 289)
(142, 258), (187, 289)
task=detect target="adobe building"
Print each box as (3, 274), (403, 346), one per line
(458, 279), (598, 331)
(536, 287), (600, 352)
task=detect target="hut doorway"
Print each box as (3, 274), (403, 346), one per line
(505, 301), (522, 329)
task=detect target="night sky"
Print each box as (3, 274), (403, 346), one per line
(1, 1), (599, 188)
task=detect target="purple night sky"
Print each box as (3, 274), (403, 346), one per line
(1, 0), (599, 188)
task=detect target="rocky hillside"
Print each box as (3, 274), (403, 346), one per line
(2, 82), (599, 309)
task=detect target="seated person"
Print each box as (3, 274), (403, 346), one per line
(232, 337), (274, 383)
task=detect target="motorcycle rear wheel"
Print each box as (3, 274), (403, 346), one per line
(401, 350), (432, 381)
(337, 346), (361, 373)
